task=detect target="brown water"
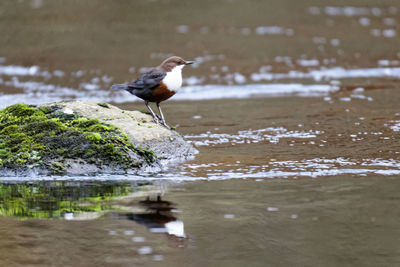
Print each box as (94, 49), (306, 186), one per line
(0, 178), (399, 266)
(1, 0), (400, 266)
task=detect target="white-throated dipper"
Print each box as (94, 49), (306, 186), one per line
(111, 56), (194, 128)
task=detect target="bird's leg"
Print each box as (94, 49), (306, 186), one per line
(156, 102), (170, 129)
(145, 101), (160, 124)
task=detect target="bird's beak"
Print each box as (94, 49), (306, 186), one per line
(185, 61), (194, 65)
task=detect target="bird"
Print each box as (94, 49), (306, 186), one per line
(111, 56), (194, 128)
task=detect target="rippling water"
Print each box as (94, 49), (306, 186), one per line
(1, 0), (400, 266)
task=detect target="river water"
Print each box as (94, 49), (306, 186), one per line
(0, 0), (400, 266)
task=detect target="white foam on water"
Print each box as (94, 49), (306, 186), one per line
(1, 157), (399, 182)
(186, 127), (319, 147)
(123, 230), (135, 236)
(2, 62), (400, 105)
(359, 17), (371, 26)
(175, 84), (339, 100)
(171, 157), (400, 180)
(297, 59), (320, 67)
(0, 65), (41, 76)
(0, 83), (339, 108)
(205, 168), (400, 179)
(321, 6), (384, 17)
(251, 66), (400, 82)
(361, 159), (400, 167)
(267, 207), (279, 212)
(385, 121), (400, 132)
(0, 76), (128, 108)
(176, 25), (189, 34)
(137, 246), (153, 255)
(132, 236), (145, 242)
(382, 29), (396, 38)
(255, 26), (294, 36)
(378, 60), (400, 67)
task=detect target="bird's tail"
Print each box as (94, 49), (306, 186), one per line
(110, 83), (129, 91)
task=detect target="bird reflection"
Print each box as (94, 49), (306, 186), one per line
(114, 195), (185, 238)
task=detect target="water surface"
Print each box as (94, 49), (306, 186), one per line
(0, 177), (399, 267)
(0, 0), (400, 266)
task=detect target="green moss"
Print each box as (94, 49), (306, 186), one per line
(135, 145), (157, 163)
(3, 103), (39, 117)
(88, 124), (111, 132)
(38, 106), (53, 114)
(85, 132), (102, 143)
(97, 102), (109, 108)
(0, 149), (8, 158)
(0, 125), (18, 134)
(50, 162), (66, 175)
(0, 103), (158, 175)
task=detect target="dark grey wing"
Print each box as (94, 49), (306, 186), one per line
(127, 69), (166, 92)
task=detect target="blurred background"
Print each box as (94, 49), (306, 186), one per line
(0, 0), (399, 105)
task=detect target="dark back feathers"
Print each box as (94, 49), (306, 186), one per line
(127, 69), (166, 91)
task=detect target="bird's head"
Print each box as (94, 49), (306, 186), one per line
(159, 56), (194, 72)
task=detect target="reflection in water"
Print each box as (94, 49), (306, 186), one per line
(0, 181), (186, 239)
(115, 195), (186, 238)
(0, 181), (138, 219)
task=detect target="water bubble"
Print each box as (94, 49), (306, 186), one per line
(123, 230), (135, 236)
(176, 25), (189, 34)
(359, 17), (370, 26)
(267, 207), (279, 212)
(132, 236), (145, 242)
(382, 29), (396, 38)
(138, 246), (152, 255)
(330, 39), (340, 46)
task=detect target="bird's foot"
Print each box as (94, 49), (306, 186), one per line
(160, 121), (171, 129)
(151, 116), (161, 124)
(151, 117), (170, 129)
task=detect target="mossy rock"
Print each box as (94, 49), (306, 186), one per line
(0, 103), (162, 176)
(53, 101), (197, 165)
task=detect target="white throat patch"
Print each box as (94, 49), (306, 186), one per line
(162, 65), (184, 92)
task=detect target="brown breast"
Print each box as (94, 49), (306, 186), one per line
(148, 83), (176, 102)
